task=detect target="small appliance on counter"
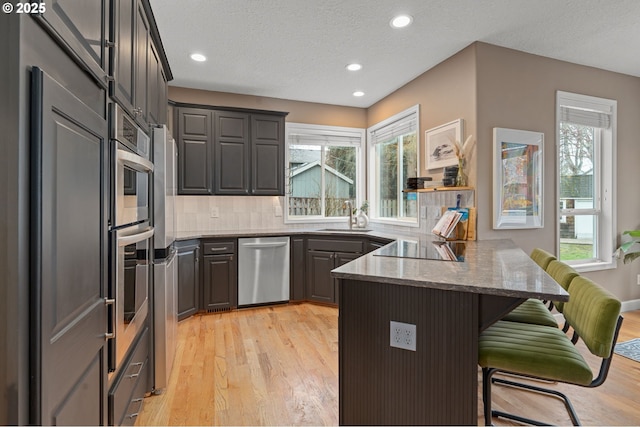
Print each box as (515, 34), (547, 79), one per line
(151, 125), (178, 392)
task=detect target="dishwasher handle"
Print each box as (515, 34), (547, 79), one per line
(240, 242), (288, 249)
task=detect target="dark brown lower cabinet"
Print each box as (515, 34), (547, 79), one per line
(202, 253), (238, 311)
(306, 238), (365, 305)
(176, 240), (200, 321)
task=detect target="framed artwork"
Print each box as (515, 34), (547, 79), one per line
(425, 119), (463, 170)
(493, 128), (544, 229)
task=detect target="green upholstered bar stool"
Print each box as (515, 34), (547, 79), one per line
(479, 276), (623, 426)
(545, 260), (579, 332)
(501, 248), (558, 327)
(530, 247), (556, 269)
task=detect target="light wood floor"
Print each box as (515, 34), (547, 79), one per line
(136, 304), (640, 426)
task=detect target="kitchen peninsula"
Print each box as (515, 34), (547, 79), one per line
(332, 238), (569, 426)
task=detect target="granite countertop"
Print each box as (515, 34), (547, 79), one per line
(176, 227), (568, 301)
(175, 227), (404, 241)
(331, 237), (570, 301)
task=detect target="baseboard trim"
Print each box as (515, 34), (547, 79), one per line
(621, 299), (640, 312)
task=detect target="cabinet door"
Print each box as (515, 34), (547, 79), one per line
(147, 40), (164, 126)
(177, 242), (200, 321)
(133, 0), (149, 128)
(333, 252), (360, 305)
(306, 250), (336, 303)
(251, 114), (284, 195)
(203, 254), (238, 311)
(214, 111), (250, 194)
(177, 108), (213, 194)
(36, 0), (110, 84)
(111, 0), (135, 114)
(31, 68), (108, 425)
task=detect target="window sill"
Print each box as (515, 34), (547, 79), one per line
(569, 260), (616, 273)
(369, 217), (419, 228)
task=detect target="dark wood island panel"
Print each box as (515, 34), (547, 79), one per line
(339, 279), (480, 425)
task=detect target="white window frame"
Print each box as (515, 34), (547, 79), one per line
(556, 91), (616, 272)
(367, 105), (420, 227)
(284, 122), (366, 224)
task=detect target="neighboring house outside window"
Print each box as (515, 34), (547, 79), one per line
(556, 91), (616, 271)
(368, 105), (419, 226)
(285, 123), (365, 222)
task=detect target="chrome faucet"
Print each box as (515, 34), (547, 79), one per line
(344, 200), (356, 229)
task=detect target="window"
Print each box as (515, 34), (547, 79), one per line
(556, 91), (616, 271)
(285, 123), (365, 222)
(368, 105), (419, 225)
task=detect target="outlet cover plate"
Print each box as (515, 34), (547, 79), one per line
(390, 320), (416, 351)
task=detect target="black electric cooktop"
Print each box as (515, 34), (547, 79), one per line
(373, 239), (466, 262)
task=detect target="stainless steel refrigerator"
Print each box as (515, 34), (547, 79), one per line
(152, 125), (178, 392)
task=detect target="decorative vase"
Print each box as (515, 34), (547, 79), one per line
(456, 159), (467, 187)
(357, 211), (369, 228)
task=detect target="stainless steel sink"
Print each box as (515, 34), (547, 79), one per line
(321, 228), (372, 233)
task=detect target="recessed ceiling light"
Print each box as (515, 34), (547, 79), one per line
(346, 63), (362, 71)
(353, 91), (365, 97)
(190, 53), (207, 62)
(390, 14), (413, 29)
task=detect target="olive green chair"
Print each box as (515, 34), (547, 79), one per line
(530, 247), (556, 269)
(479, 276), (622, 426)
(501, 249), (560, 328)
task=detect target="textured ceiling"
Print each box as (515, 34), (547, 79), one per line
(150, 0), (640, 108)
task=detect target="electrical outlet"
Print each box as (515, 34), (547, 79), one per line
(390, 321), (416, 351)
(210, 207), (219, 218)
(637, 274), (640, 285)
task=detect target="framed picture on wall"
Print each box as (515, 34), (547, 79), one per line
(493, 127), (544, 229)
(425, 119), (463, 170)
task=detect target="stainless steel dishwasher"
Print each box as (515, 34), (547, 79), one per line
(238, 236), (290, 306)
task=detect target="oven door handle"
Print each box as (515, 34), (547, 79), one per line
(117, 227), (155, 247)
(117, 148), (154, 173)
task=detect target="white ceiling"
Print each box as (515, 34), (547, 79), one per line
(149, 0), (640, 108)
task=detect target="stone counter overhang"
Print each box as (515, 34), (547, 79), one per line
(331, 237), (569, 301)
(176, 229), (568, 302)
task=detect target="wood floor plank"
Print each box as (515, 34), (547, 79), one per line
(136, 305), (640, 426)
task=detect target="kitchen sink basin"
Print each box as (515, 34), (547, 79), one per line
(321, 228), (372, 233)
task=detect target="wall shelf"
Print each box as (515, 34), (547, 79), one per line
(403, 186), (474, 193)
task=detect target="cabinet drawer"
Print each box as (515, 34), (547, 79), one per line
(203, 240), (236, 255)
(120, 359), (149, 426)
(109, 327), (149, 426)
(307, 238), (364, 254)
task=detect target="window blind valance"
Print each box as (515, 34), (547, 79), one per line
(559, 106), (611, 129)
(369, 113), (418, 144)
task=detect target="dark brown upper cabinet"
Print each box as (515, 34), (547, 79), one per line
(214, 111), (250, 195)
(251, 114), (285, 195)
(176, 107), (214, 195)
(35, 0), (111, 87)
(174, 103), (287, 196)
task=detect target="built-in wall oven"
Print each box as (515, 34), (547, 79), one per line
(108, 104), (154, 374)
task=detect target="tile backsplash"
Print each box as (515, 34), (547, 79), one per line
(175, 190), (475, 234)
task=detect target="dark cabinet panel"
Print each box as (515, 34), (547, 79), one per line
(176, 240), (200, 321)
(202, 254), (238, 311)
(147, 41), (161, 125)
(177, 108), (213, 194)
(214, 111), (250, 195)
(31, 67), (109, 425)
(290, 237), (306, 301)
(251, 115), (284, 195)
(36, 0), (110, 84)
